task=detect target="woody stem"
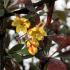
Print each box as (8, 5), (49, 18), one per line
(46, 1), (56, 28)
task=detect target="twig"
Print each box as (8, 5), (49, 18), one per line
(46, 0), (56, 27)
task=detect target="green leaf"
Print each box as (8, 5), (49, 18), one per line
(9, 48), (32, 62)
(20, 48), (29, 55)
(9, 44), (24, 54)
(4, 0), (9, 8)
(10, 53), (23, 62)
(18, 48), (33, 59)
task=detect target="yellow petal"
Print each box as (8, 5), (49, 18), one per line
(12, 16), (31, 29)
(27, 39), (39, 48)
(36, 34), (43, 40)
(39, 27), (47, 36)
(21, 18), (28, 22)
(31, 39), (39, 47)
(26, 39), (39, 55)
(27, 41), (31, 47)
(28, 27), (38, 36)
(12, 17), (21, 26)
(16, 25), (27, 33)
(31, 27), (38, 31)
(25, 21), (30, 28)
(28, 26), (47, 41)
(20, 18), (30, 28)
(28, 45), (38, 55)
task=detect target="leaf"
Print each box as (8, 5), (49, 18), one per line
(0, 9), (4, 17)
(25, 4), (36, 12)
(4, 0), (10, 8)
(51, 18), (61, 34)
(18, 47), (33, 59)
(8, 0), (36, 12)
(9, 47), (32, 62)
(48, 35), (70, 51)
(58, 51), (70, 62)
(9, 44), (24, 53)
(10, 53), (23, 62)
(19, 47), (29, 55)
(65, 63), (70, 70)
(44, 58), (67, 70)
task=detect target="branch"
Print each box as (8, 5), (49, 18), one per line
(46, 0), (56, 27)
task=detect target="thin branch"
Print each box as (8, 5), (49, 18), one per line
(46, 0), (56, 27)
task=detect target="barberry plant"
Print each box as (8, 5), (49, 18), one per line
(0, 0), (70, 70)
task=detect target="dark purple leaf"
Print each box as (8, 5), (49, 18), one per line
(8, 0), (36, 12)
(47, 58), (67, 70)
(51, 18), (61, 34)
(48, 35), (70, 51)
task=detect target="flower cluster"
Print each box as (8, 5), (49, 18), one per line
(11, 16), (47, 55)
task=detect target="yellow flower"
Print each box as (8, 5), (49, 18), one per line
(28, 26), (47, 41)
(28, 45), (38, 55)
(12, 16), (30, 33)
(16, 24), (27, 33)
(26, 39), (39, 55)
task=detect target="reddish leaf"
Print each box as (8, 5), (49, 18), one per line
(48, 35), (70, 51)
(13, 0), (31, 4)
(9, 0), (28, 7)
(8, 0), (35, 12)
(51, 18), (61, 34)
(65, 63), (70, 70)
(47, 58), (67, 70)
